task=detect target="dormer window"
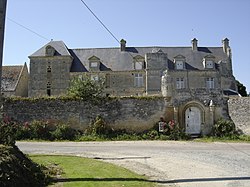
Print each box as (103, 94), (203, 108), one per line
(205, 61), (214, 68)
(45, 45), (55, 56)
(133, 55), (145, 70)
(176, 61), (184, 70)
(174, 55), (186, 70)
(203, 55), (215, 69)
(90, 62), (98, 68)
(88, 56), (100, 71)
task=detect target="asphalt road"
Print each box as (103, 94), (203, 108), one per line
(17, 141), (250, 187)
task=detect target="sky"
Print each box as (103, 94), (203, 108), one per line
(3, 0), (250, 93)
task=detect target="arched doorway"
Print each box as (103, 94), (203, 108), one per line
(185, 106), (201, 134)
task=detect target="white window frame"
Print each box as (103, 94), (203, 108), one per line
(176, 78), (185, 89)
(134, 73), (143, 87)
(206, 77), (214, 89)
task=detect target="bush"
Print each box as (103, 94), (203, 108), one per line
(67, 75), (105, 102)
(0, 145), (50, 187)
(0, 115), (19, 146)
(85, 116), (113, 137)
(51, 123), (78, 140)
(157, 120), (189, 140)
(213, 119), (237, 137)
(14, 120), (79, 141)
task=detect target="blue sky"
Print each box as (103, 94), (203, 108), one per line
(3, 0), (250, 93)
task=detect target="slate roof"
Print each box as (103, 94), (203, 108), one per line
(30, 40), (71, 57)
(1, 65), (23, 91)
(30, 41), (229, 72)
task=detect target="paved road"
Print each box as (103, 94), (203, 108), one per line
(17, 141), (250, 187)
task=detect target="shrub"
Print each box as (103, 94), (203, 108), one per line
(0, 145), (50, 187)
(85, 116), (113, 137)
(13, 120), (79, 141)
(51, 123), (78, 140)
(0, 115), (19, 146)
(213, 119), (237, 137)
(157, 120), (189, 140)
(67, 75), (105, 102)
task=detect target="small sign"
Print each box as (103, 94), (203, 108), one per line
(159, 122), (166, 132)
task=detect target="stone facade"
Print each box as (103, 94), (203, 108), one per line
(27, 38), (238, 135)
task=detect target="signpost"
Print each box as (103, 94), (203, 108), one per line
(0, 0), (7, 118)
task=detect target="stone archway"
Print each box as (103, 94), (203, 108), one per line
(185, 106), (201, 134)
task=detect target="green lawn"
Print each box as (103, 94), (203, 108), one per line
(30, 155), (156, 187)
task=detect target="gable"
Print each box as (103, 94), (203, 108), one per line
(88, 55), (100, 61)
(174, 54), (186, 59)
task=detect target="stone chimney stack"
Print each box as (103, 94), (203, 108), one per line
(120, 39), (126, 52)
(191, 38), (198, 51)
(222, 38), (229, 53)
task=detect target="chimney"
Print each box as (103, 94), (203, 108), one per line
(120, 39), (126, 52)
(222, 38), (229, 53)
(191, 38), (198, 51)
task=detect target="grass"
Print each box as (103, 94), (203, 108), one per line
(30, 155), (156, 187)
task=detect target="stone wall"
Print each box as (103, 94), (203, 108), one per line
(3, 97), (249, 135)
(3, 97), (166, 132)
(228, 97), (250, 135)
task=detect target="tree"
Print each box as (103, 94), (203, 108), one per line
(67, 75), (104, 101)
(236, 80), (247, 97)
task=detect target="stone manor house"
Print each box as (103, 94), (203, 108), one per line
(2, 38), (238, 135)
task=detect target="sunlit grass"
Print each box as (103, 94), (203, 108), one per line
(30, 155), (156, 187)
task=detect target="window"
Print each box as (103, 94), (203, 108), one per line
(205, 61), (214, 69)
(133, 55), (145, 70)
(47, 82), (51, 96)
(135, 61), (143, 70)
(203, 55), (215, 69)
(45, 45), (55, 56)
(47, 62), (51, 72)
(91, 74), (99, 81)
(90, 62), (98, 68)
(176, 78), (185, 89)
(174, 55), (186, 70)
(176, 61), (184, 70)
(88, 56), (101, 71)
(206, 78), (214, 89)
(47, 66), (51, 72)
(134, 73), (143, 87)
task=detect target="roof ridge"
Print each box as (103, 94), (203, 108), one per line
(3, 65), (23, 67)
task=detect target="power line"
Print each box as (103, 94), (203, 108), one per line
(79, 0), (145, 67)
(7, 17), (50, 41)
(79, 0), (120, 44)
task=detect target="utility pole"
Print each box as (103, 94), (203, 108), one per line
(0, 0), (7, 118)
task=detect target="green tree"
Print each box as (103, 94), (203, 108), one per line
(67, 75), (104, 101)
(236, 80), (247, 97)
